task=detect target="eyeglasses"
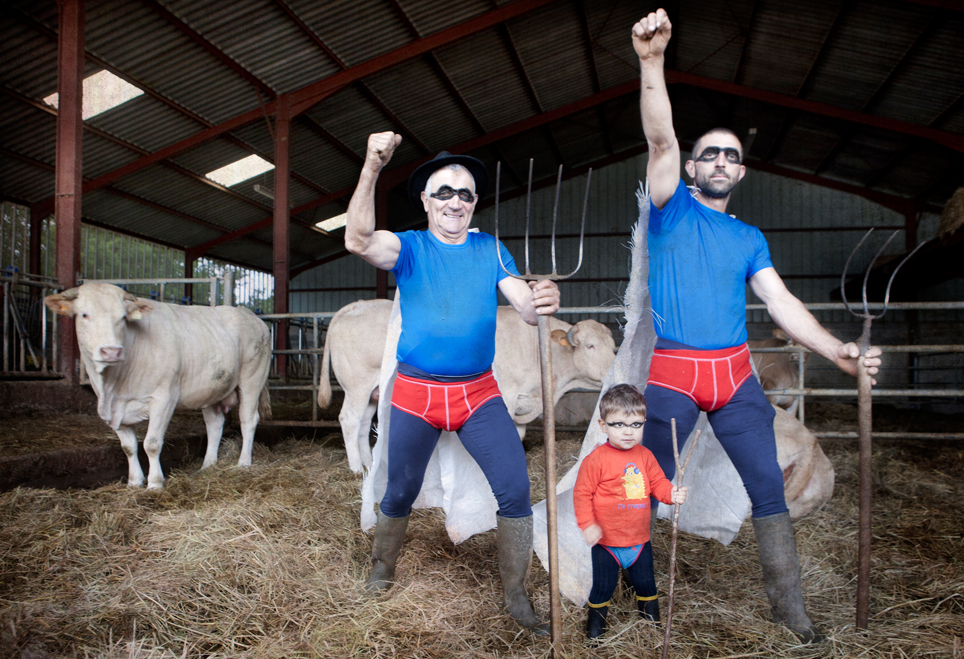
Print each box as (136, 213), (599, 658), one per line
(695, 146), (742, 164)
(429, 186), (475, 203)
(605, 421), (645, 429)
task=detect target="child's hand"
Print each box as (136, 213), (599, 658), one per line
(582, 524), (603, 546)
(671, 486), (688, 505)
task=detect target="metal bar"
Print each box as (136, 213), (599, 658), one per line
(816, 432), (964, 440)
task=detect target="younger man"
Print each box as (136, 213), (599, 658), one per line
(573, 384), (687, 642)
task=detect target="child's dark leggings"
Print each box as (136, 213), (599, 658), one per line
(587, 542), (657, 607)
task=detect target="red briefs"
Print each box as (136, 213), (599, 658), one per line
(391, 370), (503, 432)
(647, 344), (753, 412)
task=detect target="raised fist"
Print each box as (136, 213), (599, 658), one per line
(365, 132), (402, 172)
(632, 9), (672, 60)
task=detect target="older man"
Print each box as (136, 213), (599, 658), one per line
(345, 131), (558, 634)
(633, 10), (882, 642)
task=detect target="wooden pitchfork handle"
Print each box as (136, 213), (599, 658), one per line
(662, 418), (700, 659)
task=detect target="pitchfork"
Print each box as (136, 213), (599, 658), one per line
(495, 159), (591, 655)
(840, 228), (925, 631)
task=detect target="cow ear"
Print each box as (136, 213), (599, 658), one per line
(550, 329), (571, 347)
(44, 289), (79, 316)
(125, 298), (153, 321)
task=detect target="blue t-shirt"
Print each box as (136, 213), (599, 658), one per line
(648, 179), (773, 349)
(391, 230), (520, 376)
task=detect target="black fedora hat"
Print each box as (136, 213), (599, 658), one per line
(407, 151), (488, 208)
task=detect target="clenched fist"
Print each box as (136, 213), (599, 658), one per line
(364, 132), (402, 173)
(632, 9), (672, 60)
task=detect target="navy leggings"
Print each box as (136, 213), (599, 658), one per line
(379, 397), (532, 519)
(642, 377), (787, 518)
(588, 542), (657, 606)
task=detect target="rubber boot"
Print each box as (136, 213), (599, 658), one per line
(752, 512), (825, 643)
(586, 603), (608, 644)
(363, 510), (409, 595)
(496, 515), (550, 635)
(637, 594), (660, 622)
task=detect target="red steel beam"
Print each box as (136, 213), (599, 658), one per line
(273, 97), (291, 375)
(54, 0), (84, 379)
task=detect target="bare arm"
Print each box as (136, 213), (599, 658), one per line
(498, 278), (560, 326)
(749, 267), (882, 381)
(633, 9), (680, 209)
(344, 132), (403, 271)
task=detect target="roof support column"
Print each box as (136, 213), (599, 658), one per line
(54, 0), (84, 381)
(375, 185), (389, 299)
(273, 96), (290, 379)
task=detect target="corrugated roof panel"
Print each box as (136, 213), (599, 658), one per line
(803, 2), (932, 111)
(286, 127), (362, 195)
(362, 58), (477, 154)
(85, 95), (207, 154)
(307, 86), (425, 166)
(0, 17), (60, 100)
(505, 2), (596, 111)
(287, 0), (412, 68)
(872, 145), (953, 199)
(770, 115), (842, 172)
(399, 0), (491, 37)
(738, 1), (841, 96)
(0, 152), (52, 203)
(83, 188), (222, 247)
(164, 0), (338, 94)
(873, 17), (964, 126)
(81, 131), (146, 180)
(823, 128), (906, 186)
(435, 30), (538, 133)
(117, 165), (266, 233)
(671, 0), (754, 82)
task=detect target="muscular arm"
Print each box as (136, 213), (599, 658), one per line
(344, 132), (403, 271)
(633, 9), (680, 210)
(498, 278), (560, 326)
(749, 267), (882, 380)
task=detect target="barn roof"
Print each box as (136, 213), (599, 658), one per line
(1, 0), (962, 274)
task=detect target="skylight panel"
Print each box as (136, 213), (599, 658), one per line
(43, 69), (144, 120)
(315, 213), (347, 232)
(205, 155), (274, 187)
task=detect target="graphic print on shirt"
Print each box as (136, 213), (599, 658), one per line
(622, 463), (647, 500)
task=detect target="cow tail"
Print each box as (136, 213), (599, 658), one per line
(317, 330), (333, 408)
(259, 383), (272, 421)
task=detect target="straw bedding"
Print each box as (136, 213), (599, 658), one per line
(1, 403), (962, 658)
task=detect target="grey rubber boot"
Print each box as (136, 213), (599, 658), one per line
(496, 515), (550, 635)
(752, 512), (825, 643)
(363, 510), (409, 595)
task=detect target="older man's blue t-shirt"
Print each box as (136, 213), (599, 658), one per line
(391, 230), (520, 376)
(648, 179), (773, 350)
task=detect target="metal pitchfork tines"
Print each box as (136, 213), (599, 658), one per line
(840, 228), (925, 632)
(494, 159), (591, 656)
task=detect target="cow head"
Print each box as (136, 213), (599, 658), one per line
(45, 283), (154, 373)
(551, 319), (616, 387)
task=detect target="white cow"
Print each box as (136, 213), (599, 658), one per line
(749, 329), (809, 416)
(45, 282), (272, 489)
(317, 298), (617, 473)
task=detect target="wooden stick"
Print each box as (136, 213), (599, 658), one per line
(662, 419), (700, 659)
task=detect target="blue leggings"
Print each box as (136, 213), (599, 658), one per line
(379, 397), (532, 519)
(588, 542), (656, 606)
(642, 377), (787, 518)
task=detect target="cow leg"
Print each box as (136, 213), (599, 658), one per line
(115, 426), (145, 488)
(339, 392), (374, 473)
(235, 388), (261, 469)
(201, 405), (226, 470)
(143, 402), (176, 489)
(514, 423), (526, 441)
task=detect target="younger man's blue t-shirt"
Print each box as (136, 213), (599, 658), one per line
(648, 179), (773, 349)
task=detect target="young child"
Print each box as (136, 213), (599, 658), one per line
(573, 384), (687, 642)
